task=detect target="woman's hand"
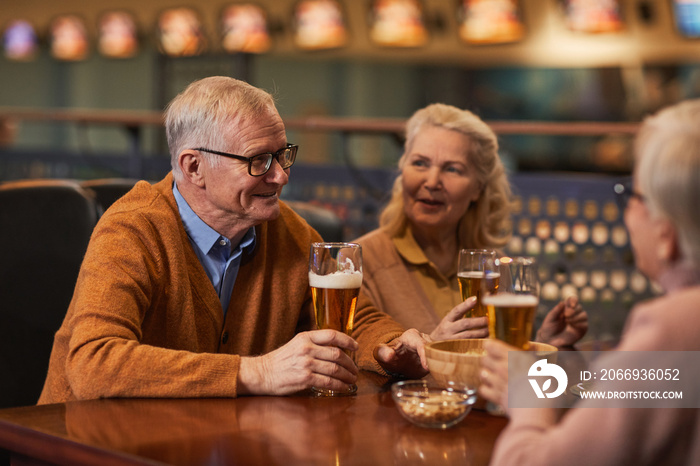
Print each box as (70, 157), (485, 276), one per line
(536, 296), (588, 348)
(429, 297), (489, 341)
(480, 340), (558, 422)
(478, 339), (512, 410)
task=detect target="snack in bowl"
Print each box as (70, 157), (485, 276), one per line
(391, 379), (477, 429)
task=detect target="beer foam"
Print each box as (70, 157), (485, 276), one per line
(458, 271), (483, 279)
(309, 271), (363, 289)
(457, 272), (501, 279)
(482, 293), (538, 307)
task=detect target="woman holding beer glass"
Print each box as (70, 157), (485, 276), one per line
(480, 100), (700, 465)
(354, 103), (587, 345)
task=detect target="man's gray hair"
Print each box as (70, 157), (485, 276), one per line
(164, 76), (275, 180)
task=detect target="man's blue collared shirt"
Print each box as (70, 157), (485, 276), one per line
(173, 182), (255, 316)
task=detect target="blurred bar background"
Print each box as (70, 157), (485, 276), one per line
(1, 0), (697, 344)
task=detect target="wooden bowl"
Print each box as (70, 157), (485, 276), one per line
(425, 339), (485, 389)
(425, 339), (558, 389)
(527, 341), (559, 363)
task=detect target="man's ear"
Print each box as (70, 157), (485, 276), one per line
(179, 150), (206, 188)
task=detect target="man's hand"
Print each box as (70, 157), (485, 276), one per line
(536, 296), (588, 348)
(373, 328), (431, 379)
(238, 330), (359, 395)
(430, 297), (489, 341)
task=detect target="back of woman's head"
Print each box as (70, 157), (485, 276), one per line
(636, 99), (700, 266)
(380, 103), (512, 248)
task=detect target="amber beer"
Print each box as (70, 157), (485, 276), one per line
(483, 293), (538, 350)
(458, 271), (500, 318)
(308, 242), (362, 396)
(309, 271), (362, 335)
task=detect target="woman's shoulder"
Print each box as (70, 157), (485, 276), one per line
(354, 228), (391, 247)
(619, 286), (700, 351)
(631, 286), (700, 321)
(354, 229), (396, 257)
(353, 228), (403, 271)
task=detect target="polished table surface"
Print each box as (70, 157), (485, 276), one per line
(0, 372), (507, 466)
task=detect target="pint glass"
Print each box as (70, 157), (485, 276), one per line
(308, 242), (363, 396)
(457, 249), (497, 318)
(481, 256), (539, 351)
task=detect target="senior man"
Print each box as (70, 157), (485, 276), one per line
(39, 76), (428, 403)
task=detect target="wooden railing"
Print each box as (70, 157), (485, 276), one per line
(0, 107), (640, 178)
(0, 107), (640, 137)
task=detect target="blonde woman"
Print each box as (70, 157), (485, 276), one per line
(354, 103), (587, 345)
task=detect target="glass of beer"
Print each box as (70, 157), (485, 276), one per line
(481, 256), (539, 351)
(308, 242), (363, 396)
(457, 249), (497, 318)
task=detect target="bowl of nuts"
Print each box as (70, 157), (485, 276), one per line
(391, 379), (477, 429)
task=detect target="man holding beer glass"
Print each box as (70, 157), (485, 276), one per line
(309, 242), (364, 395)
(39, 77), (428, 404)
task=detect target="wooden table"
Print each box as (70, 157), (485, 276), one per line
(0, 372), (507, 466)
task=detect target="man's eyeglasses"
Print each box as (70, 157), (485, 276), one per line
(194, 143), (298, 177)
(613, 179), (646, 210)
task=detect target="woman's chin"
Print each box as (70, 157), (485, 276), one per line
(410, 217), (454, 232)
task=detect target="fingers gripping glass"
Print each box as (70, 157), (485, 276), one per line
(613, 179), (645, 210)
(194, 143), (298, 176)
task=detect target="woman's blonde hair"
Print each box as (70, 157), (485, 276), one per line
(635, 99), (700, 266)
(379, 103), (513, 249)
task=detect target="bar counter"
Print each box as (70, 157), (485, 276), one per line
(0, 372), (507, 466)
